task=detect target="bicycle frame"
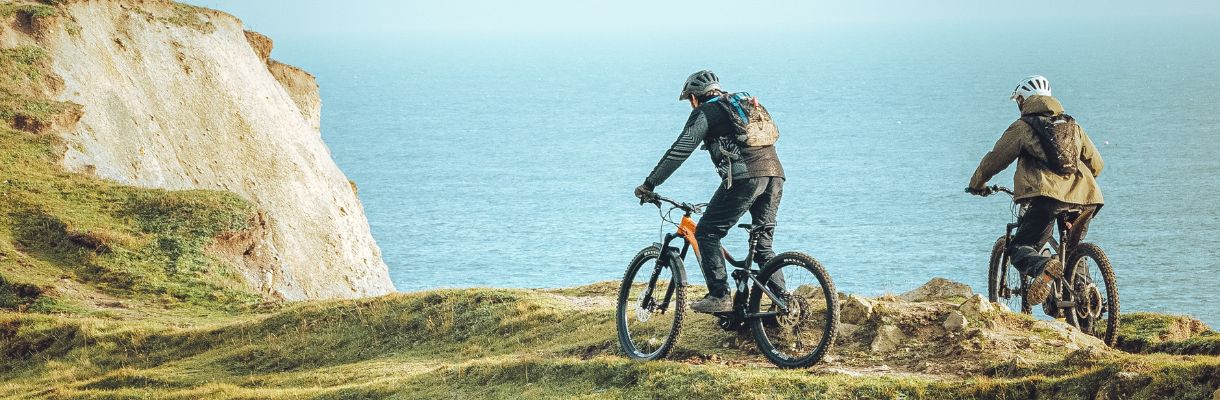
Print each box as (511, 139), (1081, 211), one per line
(997, 198), (1094, 312)
(652, 208), (789, 318)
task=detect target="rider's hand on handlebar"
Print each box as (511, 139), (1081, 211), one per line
(634, 183), (657, 205)
(965, 186), (994, 197)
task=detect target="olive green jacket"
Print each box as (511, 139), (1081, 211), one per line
(969, 95), (1105, 205)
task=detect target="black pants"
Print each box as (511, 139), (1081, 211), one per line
(695, 177), (784, 297)
(1010, 196), (1096, 275)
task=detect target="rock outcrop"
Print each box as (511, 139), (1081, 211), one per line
(898, 277), (973, 302)
(2, 0), (394, 299)
(819, 278), (1113, 376)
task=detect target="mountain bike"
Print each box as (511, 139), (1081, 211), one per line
(615, 193), (838, 368)
(980, 185), (1119, 346)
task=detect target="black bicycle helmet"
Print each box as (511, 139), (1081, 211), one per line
(679, 70), (722, 100)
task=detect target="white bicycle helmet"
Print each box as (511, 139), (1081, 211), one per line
(1011, 75), (1052, 101)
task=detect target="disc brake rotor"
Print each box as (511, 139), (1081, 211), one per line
(635, 304), (651, 322)
(635, 293), (655, 323)
(1078, 283), (1103, 319)
(778, 295), (804, 326)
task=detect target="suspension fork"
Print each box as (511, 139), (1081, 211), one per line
(644, 233), (689, 312)
(1001, 222), (1019, 294)
(656, 240), (691, 310)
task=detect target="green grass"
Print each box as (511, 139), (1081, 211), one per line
(160, 3), (216, 33)
(1118, 312), (1220, 355)
(0, 46), (74, 131)
(0, 2), (57, 19)
(2, 288), (1218, 399)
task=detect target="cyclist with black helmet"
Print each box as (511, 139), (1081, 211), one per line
(967, 75), (1106, 305)
(634, 70), (786, 313)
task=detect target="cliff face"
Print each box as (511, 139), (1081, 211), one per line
(2, 0), (394, 299)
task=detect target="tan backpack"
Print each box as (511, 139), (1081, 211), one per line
(706, 92), (780, 147)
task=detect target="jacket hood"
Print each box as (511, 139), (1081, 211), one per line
(1020, 95), (1064, 116)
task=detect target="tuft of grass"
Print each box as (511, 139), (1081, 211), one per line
(1118, 312), (1218, 355)
(0, 3), (57, 19)
(0, 46), (75, 131)
(0, 273), (42, 309)
(160, 3), (216, 33)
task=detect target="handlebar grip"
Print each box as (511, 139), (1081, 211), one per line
(986, 185), (1014, 196)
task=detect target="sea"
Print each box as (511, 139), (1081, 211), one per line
(267, 22), (1220, 327)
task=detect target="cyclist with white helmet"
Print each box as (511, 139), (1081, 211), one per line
(967, 75), (1106, 305)
(634, 70), (786, 313)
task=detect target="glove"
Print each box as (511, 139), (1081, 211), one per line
(966, 186), (993, 196)
(634, 183), (656, 204)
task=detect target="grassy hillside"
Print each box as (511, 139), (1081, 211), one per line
(3, 286), (1219, 399)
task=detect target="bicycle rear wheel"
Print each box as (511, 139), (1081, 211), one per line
(748, 252), (838, 369)
(616, 246), (686, 360)
(1064, 243), (1119, 346)
(988, 236), (1031, 314)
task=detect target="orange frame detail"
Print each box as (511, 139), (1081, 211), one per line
(676, 215), (700, 261)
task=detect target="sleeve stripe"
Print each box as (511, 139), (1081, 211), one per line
(644, 111), (709, 187)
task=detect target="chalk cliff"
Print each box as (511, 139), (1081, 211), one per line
(1, 0), (394, 299)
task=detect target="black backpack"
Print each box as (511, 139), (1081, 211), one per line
(1021, 114), (1080, 176)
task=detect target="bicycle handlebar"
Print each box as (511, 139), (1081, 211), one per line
(644, 193), (704, 214)
(968, 185), (1014, 197)
(986, 185), (1014, 196)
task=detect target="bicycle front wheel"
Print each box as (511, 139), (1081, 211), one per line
(616, 246), (686, 360)
(1064, 243), (1119, 347)
(748, 252), (838, 369)
(988, 236), (1030, 314)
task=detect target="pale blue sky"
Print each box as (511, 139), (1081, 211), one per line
(184, 0), (1218, 38)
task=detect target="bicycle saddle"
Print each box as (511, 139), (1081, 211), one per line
(737, 224), (753, 230)
(1059, 207), (1090, 227)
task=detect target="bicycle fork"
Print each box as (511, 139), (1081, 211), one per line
(640, 238), (693, 315)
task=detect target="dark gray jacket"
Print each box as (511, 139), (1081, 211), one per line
(644, 99), (784, 188)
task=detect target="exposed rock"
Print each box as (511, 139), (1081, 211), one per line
(837, 323), (861, 339)
(36, 2), (393, 299)
(841, 294), (874, 324)
(1033, 320), (1107, 352)
(898, 278), (973, 302)
(243, 30), (273, 63)
(943, 311), (968, 332)
(269, 60), (322, 132)
(995, 302), (1012, 314)
(871, 325), (904, 353)
(958, 294), (994, 319)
